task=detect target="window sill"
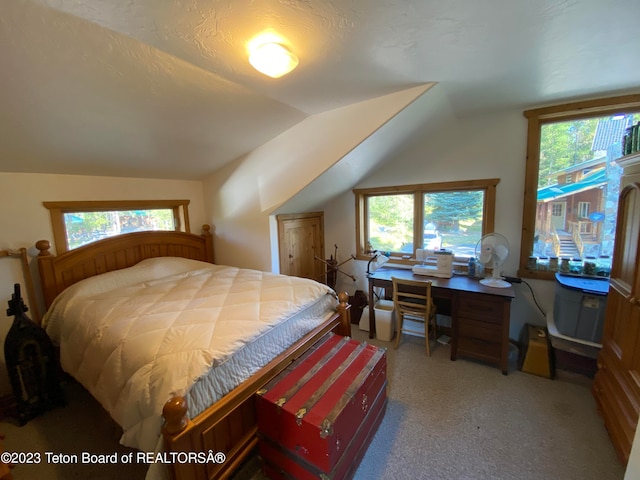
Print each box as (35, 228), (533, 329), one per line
(518, 270), (556, 281)
(359, 254), (474, 274)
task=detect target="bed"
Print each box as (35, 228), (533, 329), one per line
(35, 225), (351, 480)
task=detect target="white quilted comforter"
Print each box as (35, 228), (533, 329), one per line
(43, 257), (336, 454)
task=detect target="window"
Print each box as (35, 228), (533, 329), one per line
(354, 179), (498, 262)
(520, 94), (640, 279)
(44, 200), (191, 253)
(551, 203), (564, 217)
(577, 202), (590, 219)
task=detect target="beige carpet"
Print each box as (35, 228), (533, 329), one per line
(1, 328), (624, 480)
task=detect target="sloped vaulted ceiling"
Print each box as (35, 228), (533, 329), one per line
(1, 1), (308, 179)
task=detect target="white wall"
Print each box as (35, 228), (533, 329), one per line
(0, 172), (206, 396)
(626, 426), (640, 479)
(324, 108), (554, 341)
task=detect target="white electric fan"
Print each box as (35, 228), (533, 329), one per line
(475, 233), (512, 288)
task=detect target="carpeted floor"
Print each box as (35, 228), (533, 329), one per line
(1, 328), (625, 480)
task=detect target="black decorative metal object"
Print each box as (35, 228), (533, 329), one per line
(4, 283), (65, 425)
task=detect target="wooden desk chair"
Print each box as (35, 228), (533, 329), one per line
(392, 277), (437, 356)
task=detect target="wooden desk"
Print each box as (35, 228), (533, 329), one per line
(367, 268), (516, 374)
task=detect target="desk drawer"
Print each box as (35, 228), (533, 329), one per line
(457, 336), (501, 362)
(458, 296), (504, 324)
(458, 318), (501, 343)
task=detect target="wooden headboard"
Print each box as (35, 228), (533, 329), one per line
(35, 225), (214, 309)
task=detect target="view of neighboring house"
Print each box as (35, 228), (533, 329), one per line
(534, 115), (635, 260)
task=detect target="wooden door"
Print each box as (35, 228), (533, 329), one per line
(551, 202), (566, 231)
(594, 182), (640, 463)
(277, 212), (325, 282)
(614, 185), (640, 388)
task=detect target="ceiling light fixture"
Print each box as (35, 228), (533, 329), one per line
(249, 42), (299, 78)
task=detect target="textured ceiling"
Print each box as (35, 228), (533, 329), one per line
(1, 0), (639, 180)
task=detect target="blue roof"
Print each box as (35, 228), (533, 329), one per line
(537, 168), (607, 202)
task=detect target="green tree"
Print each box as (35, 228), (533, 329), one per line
(65, 209), (175, 249)
(65, 212), (111, 246)
(368, 195), (412, 227)
(368, 194), (413, 251)
(539, 119), (599, 186)
(426, 191), (482, 231)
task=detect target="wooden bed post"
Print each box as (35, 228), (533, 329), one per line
(35, 240), (58, 309)
(200, 224), (214, 263)
(162, 397), (190, 435)
(336, 291), (352, 337)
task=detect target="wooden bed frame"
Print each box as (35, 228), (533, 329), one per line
(35, 225), (351, 480)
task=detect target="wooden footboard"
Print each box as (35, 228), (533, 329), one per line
(162, 293), (352, 480)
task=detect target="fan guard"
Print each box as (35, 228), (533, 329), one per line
(475, 233), (512, 288)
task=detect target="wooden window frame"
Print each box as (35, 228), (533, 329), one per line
(519, 93), (640, 279)
(577, 201), (590, 219)
(354, 179), (499, 264)
(43, 199), (191, 254)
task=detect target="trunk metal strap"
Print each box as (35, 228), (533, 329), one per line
(274, 336), (350, 407)
(319, 348), (385, 438)
(295, 341), (369, 426)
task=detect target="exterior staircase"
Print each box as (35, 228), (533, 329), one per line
(556, 231), (580, 258)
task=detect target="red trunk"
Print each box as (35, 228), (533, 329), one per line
(256, 333), (387, 479)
